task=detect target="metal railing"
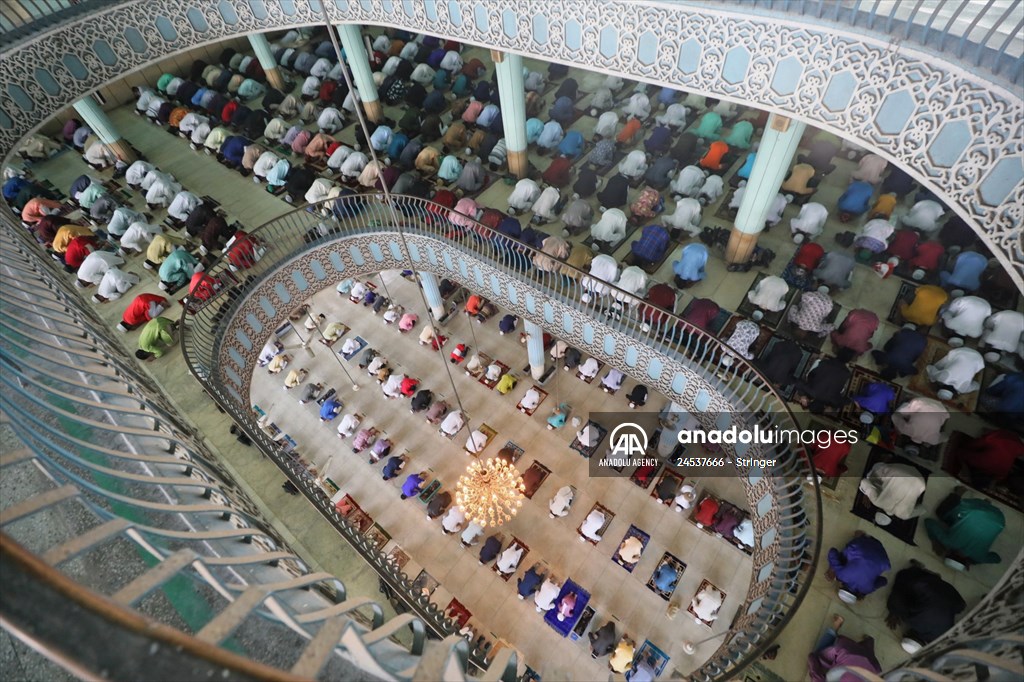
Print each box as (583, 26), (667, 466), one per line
(180, 193), (823, 681)
(0, 219), (516, 682)
(0, 0), (110, 44)
(713, 0), (1024, 83)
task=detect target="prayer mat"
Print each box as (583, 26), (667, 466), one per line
(438, 412), (466, 440)
(460, 170), (497, 198)
(717, 315), (773, 360)
(417, 478), (442, 504)
(851, 449), (929, 546)
(570, 420), (608, 458)
(492, 537), (529, 581)
(582, 223), (642, 256)
(522, 460), (551, 500)
(713, 190), (739, 222)
(543, 579), (591, 637)
(757, 335), (814, 401)
(839, 367), (902, 439)
(464, 352), (492, 379)
(629, 640), (671, 681)
(649, 468), (686, 502)
(364, 524), (390, 551)
(612, 525), (651, 572)
(497, 441), (524, 465)
(347, 508), (373, 533)
(630, 463), (662, 490)
(479, 360), (510, 389)
(907, 338), (980, 412)
(339, 335), (367, 360)
(516, 385), (549, 415)
(941, 430), (1024, 514)
(412, 569), (439, 598)
(736, 272), (797, 329)
(444, 598), (472, 628)
(570, 605), (596, 641)
(577, 359), (605, 384)
(646, 552), (687, 600)
(598, 372), (624, 396)
(687, 579), (726, 627)
(464, 423), (497, 455)
(577, 502), (614, 545)
(386, 546), (410, 570)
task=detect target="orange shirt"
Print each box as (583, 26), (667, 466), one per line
(616, 118), (642, 145)
(871, 193), (898, 218)
(699, 141), (730, 171)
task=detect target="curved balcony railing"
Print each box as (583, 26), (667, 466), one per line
(708, 0), (1024, 84)
(0, 219), (517, 682)
(180, 193), (823, 681)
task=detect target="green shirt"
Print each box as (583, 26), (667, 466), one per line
(139, 317), (175, 357)
(925, 498), (1005, 564)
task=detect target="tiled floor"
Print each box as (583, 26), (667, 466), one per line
(11, 28), (1021, 681)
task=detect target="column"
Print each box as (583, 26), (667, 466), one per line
(248, 33), (288, 92)
(419, 272), (446, 320)
(335, 24), (383, 123)
(491, 50), (528, 179)
(524, 320), (546, 381)
(72, 97), (136, 163)
(726, 113), (806, 264)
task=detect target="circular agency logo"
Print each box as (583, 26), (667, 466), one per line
(609, 422), (649, 457)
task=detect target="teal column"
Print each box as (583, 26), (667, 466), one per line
(335, 24), (382, 122)
(72, 97), (135, 162)
(492, 50), (528, 178)
(419, 272), (446, 320)
(248, 32), (288, 91)
(524, 320), (546, 380)
(727, 113), (806, 263)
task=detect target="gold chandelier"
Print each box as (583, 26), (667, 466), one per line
(455, 457), (525, 528)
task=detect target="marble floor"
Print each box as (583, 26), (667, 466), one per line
(9, 27), (1022, 682)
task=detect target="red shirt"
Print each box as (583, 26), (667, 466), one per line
(400, 377), (419, 396)
(542, 157), (573, 188)
(886, 229), (920, 260)
(221, 100), (237, 124)
(811, 440), (851, 477)
(189, 272), (218, 302)
(228, 230), (259, 269)
(959, 430), (1024, 480)
(793, 242), (825, 271)
(684, 298), (720, 330)
(910, 241), (945, 271)
(694, 497), (720, 526)
(616, 118), (642, 145)
(123, 294), (169, 326)
(65, 235), (97, 268)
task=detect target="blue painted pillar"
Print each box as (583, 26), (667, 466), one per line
(72, 97), (135, 162)
(727, 113), (806, 263)
(248, 33), (288, 91)
(524, 320), (546, 380)
(419, 272), (446, 320)
(491, 50), (528, 178)
(335, 24), (383, 122)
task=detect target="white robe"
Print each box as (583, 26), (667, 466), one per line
(656, 103), (689, 128)
(699, 175), (724, 203)
(663, 198), (702, 235)
(982, 310), (1024, 353)
(531, 187), (560, 220)
(622, 93), (651, 120)
(900, 200), (944, 234)
(594, 111), (619, 138)
(618, 150), (648, 179)
(941, 296), (992, 339)
(120, 222), (161, 252)
(534, 580), (560, 610)
(691, 588), (724, 621)
(521, 388), (542, 411)
(254, 151), (280, 178)
(340, 152), (369, 179)
(508, 179), (541, 211)
(580, 510), (605, 540)
(441, 412), (465, 436)
(77, 251), (124, 285)
(858, 462), (926, 519)
(167, 191), (201, 221)
(579, 359), (600, 379)
(327, 145), (354, 170)
(590, 210), (627, 243)
(442, 507), (466, 533)
(317, 107), (344, 132)
(581, 254), (619, 296)
(125, 160), (154, 186)
(548, 486), (573, 517)
(337, 414), (361, 437)
(382, 374), (405, 398)
(747, 275), (789, 312)
(766, 193), (789, 226)
(926, 347), (985, 393)
(496, 546), (523, 574)
(601, 369), (625, 391)
(614, 266), (646, 301)
(671, 166), (705, 197)
(790, 202), (828, 237)
(465, 429), (488, 453)
(460, 521), (483, 545)
(576, 423), (600, 446)
(96, 267), (138, 300)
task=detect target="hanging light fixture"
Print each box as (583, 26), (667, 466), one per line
(455, 457), (525, 528)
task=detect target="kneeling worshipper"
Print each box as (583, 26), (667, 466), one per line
(652, 563), (679, 593)
(94, 267), (139, 303)
(521, 387), (543, 412)
(382, 455), (407, 482)
(940, 295), (991, 339)
(926, 347), (985, 396)
(899, 284), (948, 326)
(135, 317), (177, 360)
(601, 369), (625, 393)
(517, 564), (546, 599)
(549, 486), (574, 518)
(579, 508), (606, 542)
(947, 429), (1024, 491)
(722, 320), (760, 362)
(891, 397), (950, 447)
(690, 585), (724, 623)
(556, 591), (577, 623)
(496, 543), (524, 575)
(813, 251), (856, 290)
(827, 534), (891, 598)
(871, 328), (928, 380)
(610, 637), (636, 675)
(465, 428), (489, 454)
(925, 489), (1005, 567)
(807, 626), (882, 682)
(672, 243), (708, 288)
(382, 373), (406, 399)
(579, 358), (601, 380)
(790, 202), (829, 242)
(859, 462), (927, 524)
(830, 309), (879, 361)
(788, 290), (836, 337)
(426, 490), (451, 519)
(886, 563), (965, 650)
(589, 209), (628, 249)
(746, 275), (789, 313)
(534, 577), (561, 613)
(617, 535), (644, 565)
(795, 357), (850, 413)
(336, 413), (361, 439)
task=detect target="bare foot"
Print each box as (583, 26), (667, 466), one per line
(831, 614), (844, 631)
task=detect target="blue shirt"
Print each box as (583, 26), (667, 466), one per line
(942, 251), (987, 291)
(558, 131), (585, 158)
(499, 315), (517, 333)
(550, 96), (575, 123)
(653, 564), (677, 591)
(517, 567), (543, 596)
(631, 225), (670, 263)
(658, 87), (678, 105)
(221, 136), (248, 165)
(853, 382), (896, 414)
(319, 398), (342, 420)
(401, 473), (424, 497)
(525, 118), (545, 144)
(422, 90), (446, 114)
(737, 153), (756, 179)
(881, 329), (927, 373)
(382, 457), (402, 478)
(838, 181), (874, 214)
(984, 372), (1024, 415)
(827, 535), (891, 596)
(673, 244), (708, 282)
(387, 133), (409, 160)
(645, 126), (672, 152)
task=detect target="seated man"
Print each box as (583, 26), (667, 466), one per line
(924, 488), (1004, 566)
(827, 533), (891, 599)
(588, 621), (618, 658)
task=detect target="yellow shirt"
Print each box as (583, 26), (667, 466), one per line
(609, 641), (634, 673)
(901, 285), (948, 326)
(51, 224), (94, 253)
(146, 234), (174, 264)
(872, 193), (898, 218)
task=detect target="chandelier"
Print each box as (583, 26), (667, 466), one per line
(455, 457), (525, 528)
